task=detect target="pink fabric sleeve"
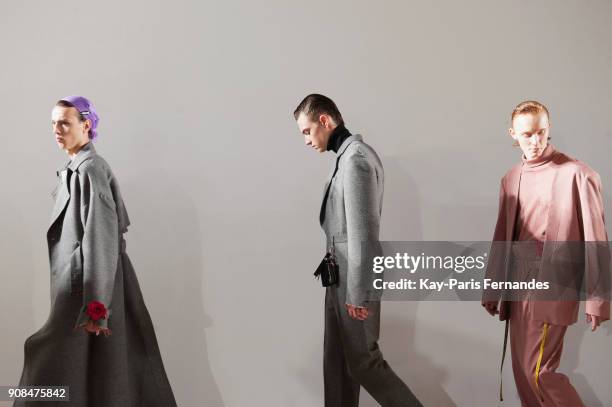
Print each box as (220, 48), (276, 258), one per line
(578, 171), (611, 320)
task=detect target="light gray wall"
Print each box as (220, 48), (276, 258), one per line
(1, 1), (611, 406)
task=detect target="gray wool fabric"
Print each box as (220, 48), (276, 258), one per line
(321, 134), (385, 306)
(15, 142), (176, 407)
(320, 134), (422, 407)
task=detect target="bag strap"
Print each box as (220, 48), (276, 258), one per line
(499, 319), (509, 402)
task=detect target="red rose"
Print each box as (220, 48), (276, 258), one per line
(86, 301), (107, 321)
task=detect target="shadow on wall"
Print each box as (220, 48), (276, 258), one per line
(375, 307), (457, 407)
(562, 303), (611, 407)
(358, 158), (456, 406)
(550, 191), (612, 406)
(1, 202), (35, 397)
(380, 157), (423, 241)
(125, 171), (225, 407)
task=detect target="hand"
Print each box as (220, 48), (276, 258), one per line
(82, 321), (111, 337)
(345, 304), (371, 321)
(482, 301), (499, 317)
(586, 313), (602, 332)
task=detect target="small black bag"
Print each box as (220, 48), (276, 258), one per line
(314, 241), (339, 287)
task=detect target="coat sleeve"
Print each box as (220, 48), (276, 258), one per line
(343, 150), (381, 306)
(578, 170), (611, 320)
(74, 163), (119, 331)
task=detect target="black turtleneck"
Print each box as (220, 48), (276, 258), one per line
(326, 124), (352, 153)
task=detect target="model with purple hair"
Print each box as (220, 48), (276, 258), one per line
(14, 96), (177, 407)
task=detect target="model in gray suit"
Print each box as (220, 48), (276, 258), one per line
(294, 94), (422, 407)
(15, 96), (176, 407)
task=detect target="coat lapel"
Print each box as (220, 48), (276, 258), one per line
(48, 168), (71, 230)
(542, 161), (561, 256)
(319, 158), (340, 225)
(48, 143), (97, 231)
(318, 134), (363, 225)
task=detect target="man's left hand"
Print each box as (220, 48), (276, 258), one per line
(586, 313), (602, 332)
(345, 304), (370, 321)
(82, 320), (112, 337)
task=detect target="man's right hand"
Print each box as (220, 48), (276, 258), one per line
(482, 301), (499, 316)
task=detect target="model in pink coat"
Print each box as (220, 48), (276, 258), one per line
(482, 100), (610, 406)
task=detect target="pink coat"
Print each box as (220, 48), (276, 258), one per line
(485, 148), (610, 326)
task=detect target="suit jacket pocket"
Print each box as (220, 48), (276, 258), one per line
(98, 191), (117, 211)
(69, 242), (84, 296)
(51, 183), (60, 200)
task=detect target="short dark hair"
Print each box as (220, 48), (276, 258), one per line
(293, 94), (344, 126)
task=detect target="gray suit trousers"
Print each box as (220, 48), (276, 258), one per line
(324, 284), (422, 407)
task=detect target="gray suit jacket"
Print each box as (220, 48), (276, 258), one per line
(320, 134), (384, 306)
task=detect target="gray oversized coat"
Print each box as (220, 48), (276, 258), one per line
(16, 142), (176, 407)
(320, 134), (384, 306)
